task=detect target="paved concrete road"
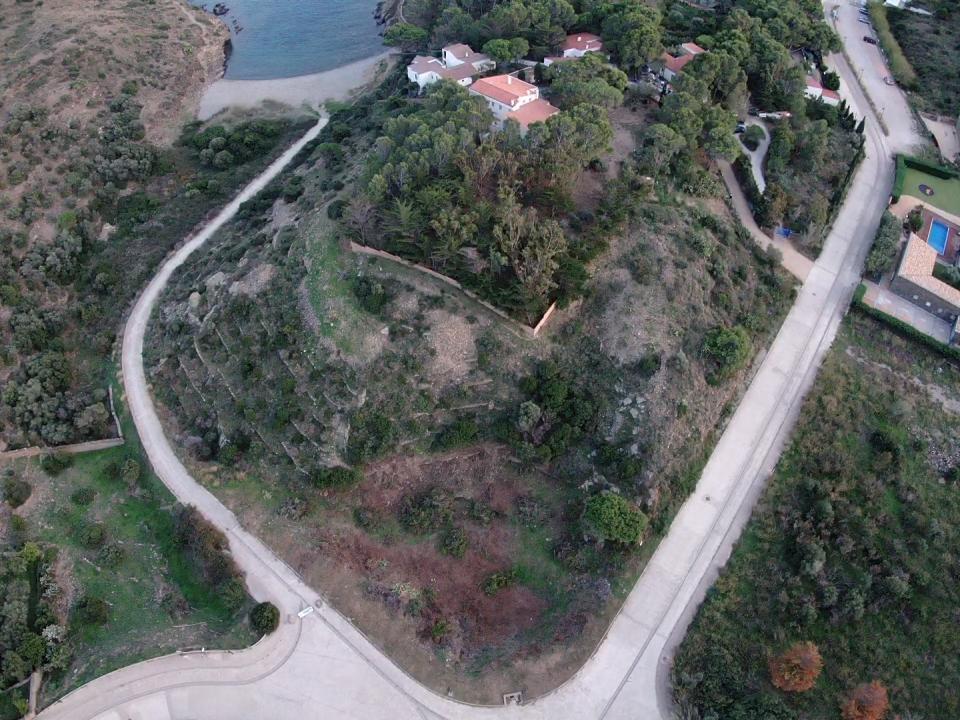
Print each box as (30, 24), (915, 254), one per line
(829, 0), (921, 152)
(37, 27), (905, 720)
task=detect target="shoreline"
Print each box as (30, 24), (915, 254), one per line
(197, 51), (395, 119)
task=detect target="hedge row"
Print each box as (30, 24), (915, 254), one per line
(867, 2), (917, 87)
(851, 283), (960, 361)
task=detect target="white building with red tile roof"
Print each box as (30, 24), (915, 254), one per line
(803, 75), (841, 106)
(544, 33), (604, 66)
(469, 74), (559, 133)
(442, 44), (495, 72)
(406, 44), (495, 90)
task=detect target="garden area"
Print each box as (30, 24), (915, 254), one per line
(673, 312), (960, 719)
(894, 157), (960, 217)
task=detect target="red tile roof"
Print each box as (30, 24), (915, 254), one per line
(661, 52), (697, 75)
(439, 64), (477, 81)
(506, 98), (560, 128)
(470, 74), (538, 107)
(680, 42), (707, 55)
(563, 33), (603, 52)
(408, 55), (445, 76)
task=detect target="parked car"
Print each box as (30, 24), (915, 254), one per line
(735, 121), (746, 134)
(748, 107), (759, 117)
(863, 36), (878, 44)
(858, 16), (871, 24)
(883, 76), (896, 86)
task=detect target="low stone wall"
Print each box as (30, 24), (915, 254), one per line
(349, 242), (557, 337)
(0, 438), (125, 463)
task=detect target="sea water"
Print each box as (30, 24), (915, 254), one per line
(190, 0), (385, 80)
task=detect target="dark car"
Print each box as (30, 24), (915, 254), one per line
(735, 122), (746, 134)
(863, 36), (878, 44)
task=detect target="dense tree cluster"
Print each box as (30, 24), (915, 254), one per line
(0, 544), (71, 696)
(350, 81), (612, 321)
(172, 506), (247, 612)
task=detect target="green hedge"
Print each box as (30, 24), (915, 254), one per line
(868, 2), (917, 87)
(851, 283), (960, 360)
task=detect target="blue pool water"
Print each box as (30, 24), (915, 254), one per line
(928, 219), (950, 255)
(190, 1), (384, 80)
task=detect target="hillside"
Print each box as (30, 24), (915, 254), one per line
(0, 0), (313, 451)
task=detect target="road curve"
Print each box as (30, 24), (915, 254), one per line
(38, 41), (900, 720)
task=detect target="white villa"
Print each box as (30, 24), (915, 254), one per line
(544, 32), (604, 66)
(468, 74), (560, 133)
(406, 43), (494, 90)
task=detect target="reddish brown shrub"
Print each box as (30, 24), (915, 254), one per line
(841, 680), (890, 720)
(769, 642), (823, 692)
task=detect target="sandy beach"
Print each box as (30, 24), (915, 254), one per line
(198, 51), (395, 119)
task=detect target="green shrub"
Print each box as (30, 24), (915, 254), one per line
(309, 465), (362, 488)
(351, 276), (391, 315)
(70, 487), (96, 505)
(76, 595), (109, 625)
(482, 568), (518, 596)
(741, 125), (765, 152)
(77, 522), (106, 549)
(249, 601), (280, 635)
(399, 487), (451, 534)
(438, 525), (468, 558)
(346, 410), (395, 464)
(327, 198), (348, 220)
(432, 419), (479, 450)
(39, 453), (73, 476)
(96, 543), (125, 567)
(2, 477), (31, 508)
(702, 325), (752, 384)
(583, 492), (648, 544)
(864, 211), (901, 278)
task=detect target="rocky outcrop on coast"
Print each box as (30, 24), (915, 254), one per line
(374, 0), (404, 27)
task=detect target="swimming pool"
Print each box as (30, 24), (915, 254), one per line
(928, 219), (950, 255)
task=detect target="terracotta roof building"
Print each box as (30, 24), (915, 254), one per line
(544, 33), (604, 66)
(659, 41), (706, 81)
(406, 43), (494, 90)
(506, 98), (560, 129)
(891, 234), (960, 321)
(469, 74), (559, 133)
(803, 75), (841, 106)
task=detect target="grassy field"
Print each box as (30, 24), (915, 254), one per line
(673, 312), (960, 719)
(16, 447), (255, 705)
(900, 165), (960, 217)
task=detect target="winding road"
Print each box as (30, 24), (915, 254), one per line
(36, 14), (917, 719)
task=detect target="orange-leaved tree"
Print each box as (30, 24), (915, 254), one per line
(769, 642), (823, 692)
(841, 680), (890, 720)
